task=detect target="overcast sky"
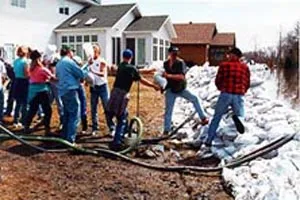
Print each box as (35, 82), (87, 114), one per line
(102, 0), (300, 52)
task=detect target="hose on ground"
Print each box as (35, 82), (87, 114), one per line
(0, 125), (294, 173)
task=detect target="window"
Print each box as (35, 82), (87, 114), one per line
(61, 35), (99, 61)
(84, 35), (90, 42)
(69, 36), (75, 43)
(112, 37), (121, 64)
(61, 36), (68, 43)
(153, 46), (158, 61)
(137, 38), (146, 65)
(85, 18), (97, 26)
(165, 40), (170, 59)
(70, 19), (81, 26)
(91, 35), (98, 43)
(11, 0), (26, 8)
(76, 36), (82, 43)
(76, 44), (83, 58)
(153, 38), (158, 61)
(159, 39), (164, 61)
(59, 7), (69, 15)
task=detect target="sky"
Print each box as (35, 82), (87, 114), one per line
(102, 0), (300, 52)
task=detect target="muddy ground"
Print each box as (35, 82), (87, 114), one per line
(0, 77), (232, 200)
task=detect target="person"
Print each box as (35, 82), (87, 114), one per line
(24, 50), (56, 134)
(88, 44), (114, 135)
(0, 58), (7, 123)
(162, 46), (208, 135)
(200, 47), (250, 155)
(48, 58), (64, 128)
(107, 49), (160, 151)
(56, 46), (84, 144)
(3, 60), (14, 117)
(12, 46), (30, 128)
(73, 55), (88, 134)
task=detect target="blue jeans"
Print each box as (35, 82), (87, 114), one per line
(77, 84), (87, 119)
(164, 89), (206, 132)
(50, 83), (64, 123)
(0, 88), (4, 121)
(90, 84), (115, 131)
(61, 90), (80, 143)
(206, 92), (245, 145)
(109, 110), (128, 146)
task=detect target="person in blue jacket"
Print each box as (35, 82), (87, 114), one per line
(56, 46), (84, 144)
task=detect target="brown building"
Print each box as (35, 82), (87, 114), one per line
(172, 22), (236, 66)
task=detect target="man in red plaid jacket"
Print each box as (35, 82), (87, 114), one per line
(200, 48), (250, 155)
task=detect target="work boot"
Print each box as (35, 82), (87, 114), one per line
(232, 115), (245, 134)
(81, 117), (88, 134)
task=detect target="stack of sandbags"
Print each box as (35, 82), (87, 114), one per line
(170, 63), (300, 199)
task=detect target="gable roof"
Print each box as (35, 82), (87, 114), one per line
(211, 33), (235, 46)
(56, 4), (137, 30)
(125, 15), (169, 32)
(172, 23), (217, 44)
(70, 0), (101, 5)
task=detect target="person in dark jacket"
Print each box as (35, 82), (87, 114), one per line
(107, 49), (160, 151)
(162, 46), (208, 135)
(200, 47), (250, 155)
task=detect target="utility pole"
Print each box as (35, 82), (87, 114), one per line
(298, 32), (300, 99)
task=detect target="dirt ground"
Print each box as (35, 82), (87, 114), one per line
(0, 76), (232, 200)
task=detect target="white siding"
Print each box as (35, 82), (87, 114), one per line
(107, 8), (136, 63)
(0, 0), (84, 61)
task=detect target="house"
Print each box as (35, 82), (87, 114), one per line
(55, 4), (176, 66)
(0, 0), (101, 62)
(0, 1), (176, 67)
(172, 22), (236, 66)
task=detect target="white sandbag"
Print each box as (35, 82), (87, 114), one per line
(82, 43), (94, 59)
(153, 72), (167, 89)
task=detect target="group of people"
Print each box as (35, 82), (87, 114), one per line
(0, 43), (250, 153)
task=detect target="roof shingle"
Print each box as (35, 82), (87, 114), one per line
(172, 23), (216, 44)
(211, 33), (235, 46)
(125, 15), (168, 32)
(56, 4), (136, 30)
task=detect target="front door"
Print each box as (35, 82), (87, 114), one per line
(126, 38), (135, 65)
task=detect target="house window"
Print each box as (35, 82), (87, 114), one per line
(91, 35), (98, 43)
(11, 0), (26, 8)
(159, 39), (164, 61)
(61, 34), (98, 61)
(84, 35), (90, 42)
(165, 40), (170, 59)
(76, 36), (82, 43)
(61, 36), (68, 43)
(137, 38), (146, 65)
(112, 37), (121, 64)
(69, 36), (75, 43)
(153, 38), (158, 61)
(59, 7), (69, 15)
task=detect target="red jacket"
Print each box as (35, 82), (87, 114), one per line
(215, 61), (250, 95)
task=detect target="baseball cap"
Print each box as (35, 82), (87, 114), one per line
(229, 48), (243, 58)
(123, 49), (133, 59)
(168, 46), (179, 53)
